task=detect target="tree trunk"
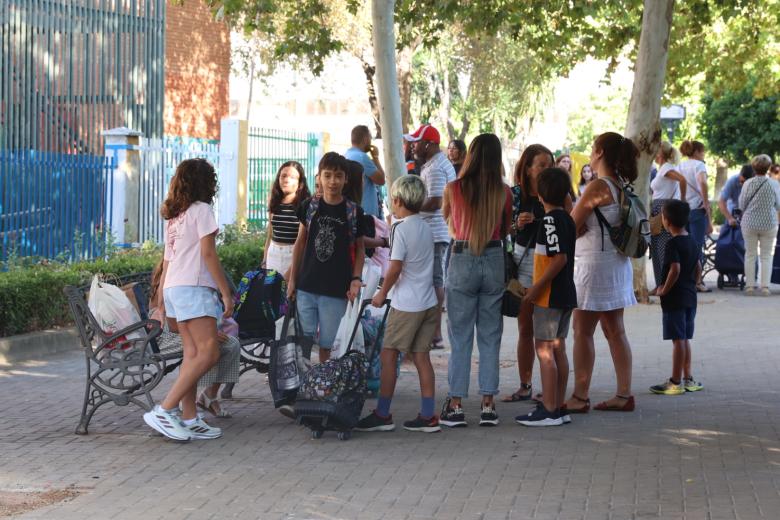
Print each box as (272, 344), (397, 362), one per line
(360, 59), (382, 138)
(715, 157), (728, 193)
(245, 60), (255, 122)
(624, 0), (675, 303)
(396, 38), (420, 133)
(371, 0), (405, 186)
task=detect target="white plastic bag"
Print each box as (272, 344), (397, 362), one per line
(362, 263), (381, 301)
(87, 275), (143, 346)
(331, 297), (364, 358)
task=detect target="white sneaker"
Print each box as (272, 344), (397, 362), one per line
(144, 406), (192, 441)
(185, 417), (223, 439)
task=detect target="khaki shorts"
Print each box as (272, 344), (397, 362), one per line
(532, 306), (573, 341)
(383, 306), (439, 353)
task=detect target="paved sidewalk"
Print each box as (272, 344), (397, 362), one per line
(1, 287), (779, 520)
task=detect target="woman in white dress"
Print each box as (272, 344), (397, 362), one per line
(563, 132), (638, 414)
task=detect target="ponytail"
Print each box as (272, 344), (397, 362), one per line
(593, 132), (639, 184)
(680, 139), (705, 158)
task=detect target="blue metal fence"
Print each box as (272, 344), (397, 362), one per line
(0, 150), (114, 261)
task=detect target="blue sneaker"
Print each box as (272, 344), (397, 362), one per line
(516, 404), (563, 427)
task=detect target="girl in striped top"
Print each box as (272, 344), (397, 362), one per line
(263, 161), (311, 279)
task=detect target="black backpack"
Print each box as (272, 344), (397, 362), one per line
(232, 269), (286, 339)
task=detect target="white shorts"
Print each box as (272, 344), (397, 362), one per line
(266, 241), (294, 278)
(513, 244), (535, 288)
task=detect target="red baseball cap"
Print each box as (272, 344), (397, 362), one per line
(403, 124), (441, 144)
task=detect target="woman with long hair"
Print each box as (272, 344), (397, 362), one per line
(650, 142), (687, 290)
(578, 164), (594, 197)
(563, 132), (638, 414)
(263, 161), (311, 279)
(500, 144), (554, 404)
(440, 133), (513, 427)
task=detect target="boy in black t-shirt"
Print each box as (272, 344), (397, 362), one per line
(517, 168), (577, 427)
(651, 200), (703, 395)
(288, 152), (366, 363)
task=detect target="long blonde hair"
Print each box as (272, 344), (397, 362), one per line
(456, 133), (506, 255)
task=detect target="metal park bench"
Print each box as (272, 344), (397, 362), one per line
(63, 273), (184, 434)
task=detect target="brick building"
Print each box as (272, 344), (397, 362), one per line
(164, 0), (230, 140)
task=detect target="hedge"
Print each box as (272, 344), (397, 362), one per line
(0, 233), (264, 337)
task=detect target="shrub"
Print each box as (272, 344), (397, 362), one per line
(711, 201), (725, 226)
(0, 231), (264, 337)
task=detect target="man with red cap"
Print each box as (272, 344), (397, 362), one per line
(403, 124), (456, 349)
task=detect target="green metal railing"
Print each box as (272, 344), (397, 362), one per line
(1, 0), (165, 155)
(247, 128), (320, 228)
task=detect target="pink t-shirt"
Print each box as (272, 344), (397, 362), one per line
(163, 201), (219, 289)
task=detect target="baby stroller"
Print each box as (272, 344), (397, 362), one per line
(294, 298), (390, 441)
(714, 223), (746, 290)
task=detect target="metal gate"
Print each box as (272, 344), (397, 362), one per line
(0, 0), (165, 155)
(247, 128), (320, 228)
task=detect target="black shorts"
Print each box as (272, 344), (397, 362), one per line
(662, 307), (696, 340)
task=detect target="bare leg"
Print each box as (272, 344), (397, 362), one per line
(161, 317), (221, 420)
(671, 339), (685, 382)
(554, 339), (569, 410)
(599, 308), (633, 406)
(564, 309), (599, 410)
(682, 340), (692, 380)
(379, 349), (400, 399)
(535, 339), (558, 413)
(410, 352), (435, 401)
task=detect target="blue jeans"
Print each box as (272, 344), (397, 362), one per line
(295, 290), (347, 349)
(446, 246), (505, 398)
(687, 208), (707, 263)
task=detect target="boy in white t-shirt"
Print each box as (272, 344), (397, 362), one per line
(355, 175), (441, 433)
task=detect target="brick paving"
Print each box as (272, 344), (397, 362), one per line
(2, 287), (779, 519)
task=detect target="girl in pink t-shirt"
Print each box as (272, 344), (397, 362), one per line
(143, 158), (234, 442)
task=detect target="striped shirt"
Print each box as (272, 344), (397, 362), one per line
(420, 151), (456, 243)
(270, 203), (299, 244)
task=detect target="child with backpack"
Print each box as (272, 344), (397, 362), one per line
(287, 152), (366, 363)
(263, 161), (311, 279)
(516, 168), (577, 427)
(355, 175), (441, 433)
(143, 158), (234, 441)
(651, 200), (704, 395)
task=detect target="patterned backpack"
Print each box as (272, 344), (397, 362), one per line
(233, 269), (287, 339)
(297, 350), (368, 403)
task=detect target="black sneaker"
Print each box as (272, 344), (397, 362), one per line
(403, 415), (441, 433)
(354, 411), (395, 432)
(439, 398), (467, 427)
(515, 404), (563, 427)
(479, 404), (499, 426)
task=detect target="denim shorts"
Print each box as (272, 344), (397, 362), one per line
(295, 289), (348, 349)
(164, 286), (221, 322)
(662, 307), (696, 340)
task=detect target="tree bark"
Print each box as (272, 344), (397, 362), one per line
(371, 0), (405, 186)
(360, 59), (382, 138)
(396, 38), (420, 133)
(624, 0), (675, 303)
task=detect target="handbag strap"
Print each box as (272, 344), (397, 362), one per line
(742, 178), (770, 215)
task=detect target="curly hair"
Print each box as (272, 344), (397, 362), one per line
(268, 161), (310, 214)
(160, 158), (218, 220)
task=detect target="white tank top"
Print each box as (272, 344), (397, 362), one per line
(577, 178), (621, 255)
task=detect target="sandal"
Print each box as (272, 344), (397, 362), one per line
(501, 383), (532, 402)
(594, 394), (635, 412)
(561, 394), (590, 414)
(430, 337), (445, 350)
(197, 390), (232, 418)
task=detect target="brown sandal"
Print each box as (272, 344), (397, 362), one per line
(501, 383), (532, 402)
(561, 394), (590, 414)
(594, 395), (635, 412)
